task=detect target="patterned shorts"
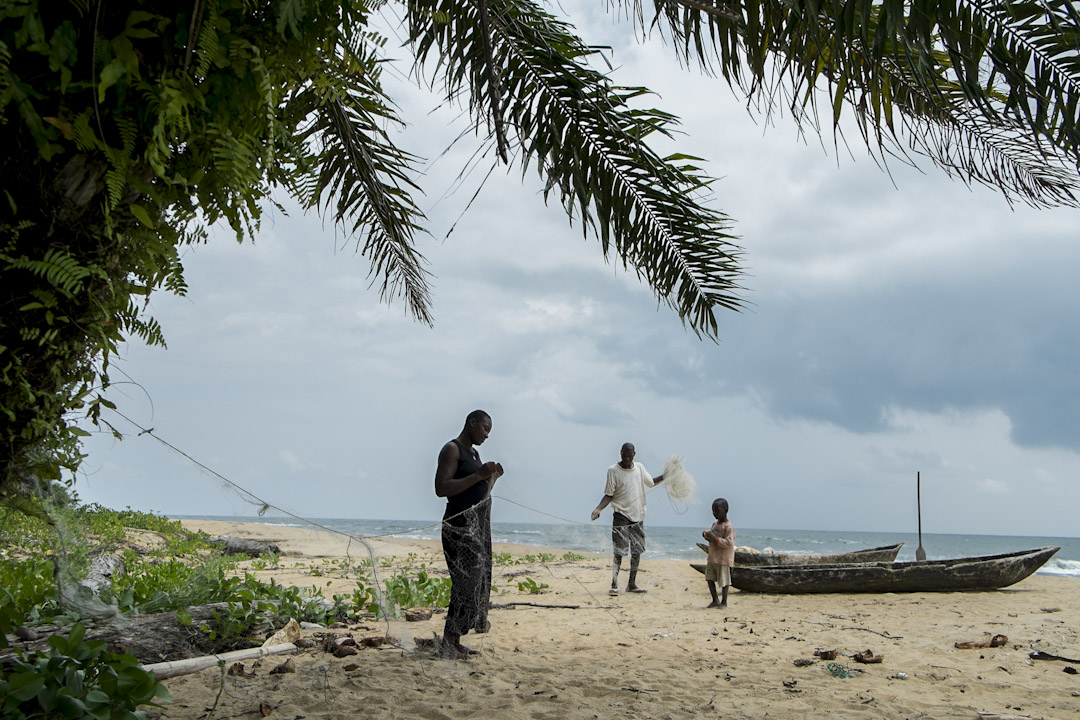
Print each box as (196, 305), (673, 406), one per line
(612, 515), (646, 556)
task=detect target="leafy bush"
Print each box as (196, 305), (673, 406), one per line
(101, 555), (240, 614)
(0, 555), (60, 626)
(382, 568), (451, 616)
(0, 624), (170, 720)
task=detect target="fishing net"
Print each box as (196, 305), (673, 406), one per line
(661, 455), (695, 514)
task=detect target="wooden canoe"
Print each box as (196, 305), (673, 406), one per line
(690, 546), (1060, 593)
(696, 541), (904, 566)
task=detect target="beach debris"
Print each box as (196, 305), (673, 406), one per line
(359, 635), (388, 648)
(842, 625), (902, 639)
(269, 658), (295, 674)
(887, 672), (908, 680)
(14, 626), (40, 642)
(853, 649), (883, 664)
(825, 662), (854, 678)
(294, 638), (314, 649)
(414, 633), (439, 651)
(263, 619), (301, 647)
(1039, 607), (1061, 613)
(300, 621), (324, 629)
(782, 679), (798, 688)
(1064, 666), (1078, 674)
(792, 658), (816, 667)
(322, 635), (360, 657)
(227, 662), (256, 678)
(259, 701), (273, 716)
(955, 634), (1007, 649)
(142, 642), (298, 680)
(405, 607), (433, 622)
(1029, 650), (1080, 663)
(814, 649), (838, 660)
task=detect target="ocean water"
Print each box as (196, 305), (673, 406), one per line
(178, 515), (1080, 578)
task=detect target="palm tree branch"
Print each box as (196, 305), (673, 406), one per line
(293, 45), (433, 325)
(632, 0), (1080, 206)
(406, 0), (746, 337)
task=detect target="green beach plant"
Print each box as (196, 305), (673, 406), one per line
(381, 568), (452, 616)
(513, 577), (549, 594)
(0, 624), (170, 720)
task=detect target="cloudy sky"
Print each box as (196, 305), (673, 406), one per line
(77, 3), (1080, 539)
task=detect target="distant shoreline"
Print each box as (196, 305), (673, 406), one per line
(173, 515), (1080, 577)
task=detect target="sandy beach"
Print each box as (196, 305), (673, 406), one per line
(155, 519), (1080, 719)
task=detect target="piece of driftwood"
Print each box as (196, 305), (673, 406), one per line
(142, 643), (298, 680)
(214, 536), (282, 556)
(1, 603), (253, 666)
(955, 634), (1008, 649)
(489, 602), (581, 609)
(80, 553), (126, 595)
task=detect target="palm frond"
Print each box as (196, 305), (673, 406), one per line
(293, 38), (433, 325)
(407, 0), (745, 339)
(634, 0), (1080, 207)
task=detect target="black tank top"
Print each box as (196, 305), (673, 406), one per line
(443, 439), (490, 525)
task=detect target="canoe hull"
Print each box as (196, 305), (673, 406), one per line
(690, 547), (1060, 593)
(718, 542), (905, 567)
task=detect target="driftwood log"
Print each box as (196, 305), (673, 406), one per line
(80, 553), (126, 595)
(214, 536), (283, 556)
(0, 603), (258, 667)
(142, 642), (298, 680)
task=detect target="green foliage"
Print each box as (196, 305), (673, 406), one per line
(101, 555), (240, 614)
(0, 624), (171, 720)
(340, 579), (381, 616)
(561, 551), (586, 561)
(513, 576), (549, 594)
(247, 553), (279, 571)
(0, 555), (60, 628)
(0, 501), (228, 634)
(1, 0), (428, 497)
(381, 568), (451, 616)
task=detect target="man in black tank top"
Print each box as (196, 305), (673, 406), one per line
(434, 409), (504, 659)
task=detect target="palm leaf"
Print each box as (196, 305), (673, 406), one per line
(292, 27), (433, 325)
(407, 0), (746, 339)
(634, 0), (1080, 207)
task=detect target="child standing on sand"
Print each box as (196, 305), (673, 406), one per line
(703, 498), (735, 608)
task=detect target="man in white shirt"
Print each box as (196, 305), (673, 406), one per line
(591, 442), (664, 595)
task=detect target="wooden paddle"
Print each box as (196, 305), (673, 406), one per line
(915, 471), (927, 562)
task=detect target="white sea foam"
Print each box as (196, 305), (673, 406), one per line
(1038, 558), (1080, 577)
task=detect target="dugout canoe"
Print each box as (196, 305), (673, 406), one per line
(695, 541), (904, 566)
(690, 546), (1060, 593)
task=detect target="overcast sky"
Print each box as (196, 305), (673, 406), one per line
(77, 3), (1080, 539)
